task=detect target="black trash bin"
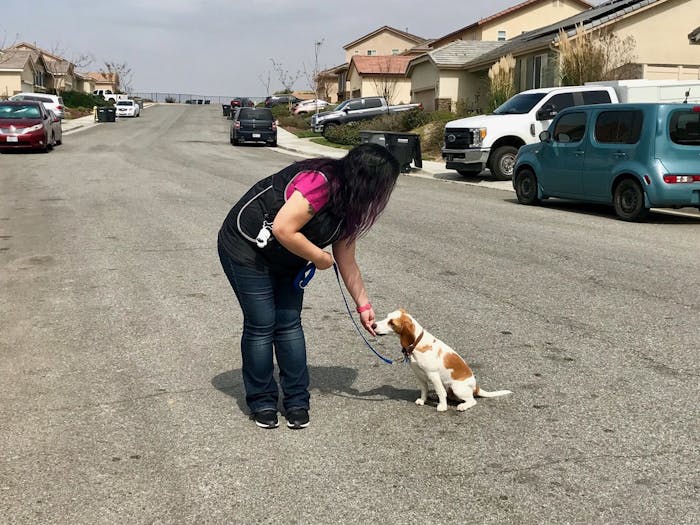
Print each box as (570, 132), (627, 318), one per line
(96, 106), (116, 123)
(359, 130), (422, 173)
(222, 104), (231, 117)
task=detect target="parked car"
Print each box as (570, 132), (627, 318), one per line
(47, 109), (62, 147)
(264, 94), (301, 108)
(513, 102), (700, 221)
(9, 92), (65, 119)
(115, 99), (141, 117)
(310, 96), (422, 136)
(293, 99), (330, 115)
(231, 97), (255, 109)
(93, 89), (129, 104)
(230, 107), (277, 146)
(0, 100), (54, 153)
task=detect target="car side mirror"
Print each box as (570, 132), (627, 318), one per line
(539, 130), (551, 142)
(537, 104), (557, 121)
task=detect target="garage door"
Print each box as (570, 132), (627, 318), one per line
(21, 82), (33, 93)
(413, 88), (435, 112)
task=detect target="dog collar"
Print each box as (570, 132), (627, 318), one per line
(402, 330), (424, 356)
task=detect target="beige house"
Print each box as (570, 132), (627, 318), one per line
(86, 72), (120, 93)
(462, 0), (700, 104)
(407, 0), (592, 112)
(429, 0), (592, 49)
(0, 49), (49, 98)
(329, 26), (427, 101)
(345, 55), (413, 104)
(9, 43), (79, 94)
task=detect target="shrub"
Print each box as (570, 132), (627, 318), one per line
(61, 90), (108, 108)
(165, 96), (176, 103)
(270, 104), (291, 118)
(323, 124), (361, 146)
(487, 54), (516, 112)
(400, 108), (431, 130)
(277, 113), (309, 129)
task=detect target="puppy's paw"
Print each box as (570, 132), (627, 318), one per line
(436, 403), (448, 412)
(456, 400), (476, 411)
(415, 398), (425, 406)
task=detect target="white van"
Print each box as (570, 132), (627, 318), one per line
(9, 93), (65, 119)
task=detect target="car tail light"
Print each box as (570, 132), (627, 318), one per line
(56, 105), (63, 111)
(693, 106), (700, 113)
(234, 121), (240, 129)
(272, 121), (277, 131)
(663, 175), (700, 183)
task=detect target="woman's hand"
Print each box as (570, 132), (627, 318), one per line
(314, 251), (334, 270)
(359, 307), (376, 336)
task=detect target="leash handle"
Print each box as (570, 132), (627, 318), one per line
(332, 263), (393, 365)
(293, 262), (316, 290)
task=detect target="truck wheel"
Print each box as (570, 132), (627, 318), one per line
(613, 178), (648, 221)
(514, 169), (540, 205)
(490, 146), (519, 181)
(322, 123), (338, 138)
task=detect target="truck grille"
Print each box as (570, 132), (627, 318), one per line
(443, 128), (473, 149)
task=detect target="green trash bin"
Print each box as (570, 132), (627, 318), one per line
(96, 106), (116, 122)
(360, 131), (422, 173)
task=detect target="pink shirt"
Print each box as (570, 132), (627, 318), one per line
(285, 171), (329, 212)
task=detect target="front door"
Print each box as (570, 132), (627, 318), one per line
(538, 111), (588, 196)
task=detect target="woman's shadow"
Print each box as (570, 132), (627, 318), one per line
(211, 365), (418, 414)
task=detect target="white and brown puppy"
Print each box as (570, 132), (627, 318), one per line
(373, 308), (511, 412)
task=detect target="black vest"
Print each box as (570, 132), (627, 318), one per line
(218, 163), (344, 274)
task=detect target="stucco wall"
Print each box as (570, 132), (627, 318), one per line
(480, 0), (588, 41)
(0, 72), (22, 97)
(611, 0), (700, 66)
(345, 33), (420, 63)
(410, 61), (438, 94)
(360, 77), (412, 104)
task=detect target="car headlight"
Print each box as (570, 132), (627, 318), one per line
(470, 128), (487, 147)
(22, 124), (44, 134)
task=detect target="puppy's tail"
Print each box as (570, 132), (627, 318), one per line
(474, 386), (512, 398)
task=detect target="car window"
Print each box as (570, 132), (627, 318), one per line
(238, 108), (273, 120)
(553, 112), (587, 143)
(548, 93), (575, 112)
(582, 90), (612, 105)
(594, 110), (644, 144)
(365, 98), (382, 109)
(493, 93), (547, 115)
(669, 110), (700, 146)
(346, 100), (363, 111)
(0, 104), (42, 119)
(116, 101), (131, 106)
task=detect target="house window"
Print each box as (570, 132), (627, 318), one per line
(498, 30), (506, 41)
(392, 49), (399, 55)
(532, 53), (547, 89)
(366, 50), (377, 56)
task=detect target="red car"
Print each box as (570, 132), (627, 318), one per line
(0, 100), (54, 153)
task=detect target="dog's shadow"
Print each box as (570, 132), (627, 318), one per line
(211, 365), (419, 414)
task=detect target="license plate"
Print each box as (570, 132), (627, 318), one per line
(252, 133), (261, 138)
(6, 136), (18, 142)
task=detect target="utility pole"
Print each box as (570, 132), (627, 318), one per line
(314, 39), (324, 116)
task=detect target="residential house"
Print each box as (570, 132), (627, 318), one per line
(407, 0), (592, 112)
(462, 0), (700, 102)
(345, 55), (414, 104)
(0, 49), (49, 98)
(689, 25), (700, 44)
(8, 43), (78, 94)
(429, 0), (592, 48)
(329, 26), (428, 101)
(86, 72), (120, 94)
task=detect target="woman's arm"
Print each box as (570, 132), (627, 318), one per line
(332, 238), (375, 335)
(271, 190), (334, 270)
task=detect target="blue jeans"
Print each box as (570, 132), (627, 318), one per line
(218, 244), (309, 414)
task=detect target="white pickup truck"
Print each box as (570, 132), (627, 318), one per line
(93, 89), (129, 104)
(311, 96), (421, 135)
(442, 79), (700, 180)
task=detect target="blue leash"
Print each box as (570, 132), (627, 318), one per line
(294, 262), (393, 364)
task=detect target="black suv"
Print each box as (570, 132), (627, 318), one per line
(230, 107), (277, 146)
(264, 94), (301, 108)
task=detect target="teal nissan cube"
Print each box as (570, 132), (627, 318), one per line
(513, 103), (700, 221)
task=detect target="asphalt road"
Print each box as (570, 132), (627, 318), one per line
(1, 104), (699, 525)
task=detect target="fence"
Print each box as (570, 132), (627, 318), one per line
(130, 92), (266, 105)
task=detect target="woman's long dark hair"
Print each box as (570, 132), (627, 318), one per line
(294, 143), (400, 242)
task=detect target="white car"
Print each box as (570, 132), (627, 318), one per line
(293, 99), (329, 115)
(115, 99), (140, 117)
(9, 92), (65, 119)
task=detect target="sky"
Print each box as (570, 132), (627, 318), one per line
(1, 0), (605, 99)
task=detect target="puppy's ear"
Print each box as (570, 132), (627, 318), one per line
(397, 313), (417, 350)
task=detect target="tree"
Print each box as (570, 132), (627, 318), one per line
(557, 24), (637, 85)
(269, 58), (302, 94)
(101, 61), (133, 93)
(487, 54), (516, 112)
(370, 56), (399, 105)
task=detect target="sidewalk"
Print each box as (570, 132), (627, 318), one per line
(275, 126), (514, 193)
